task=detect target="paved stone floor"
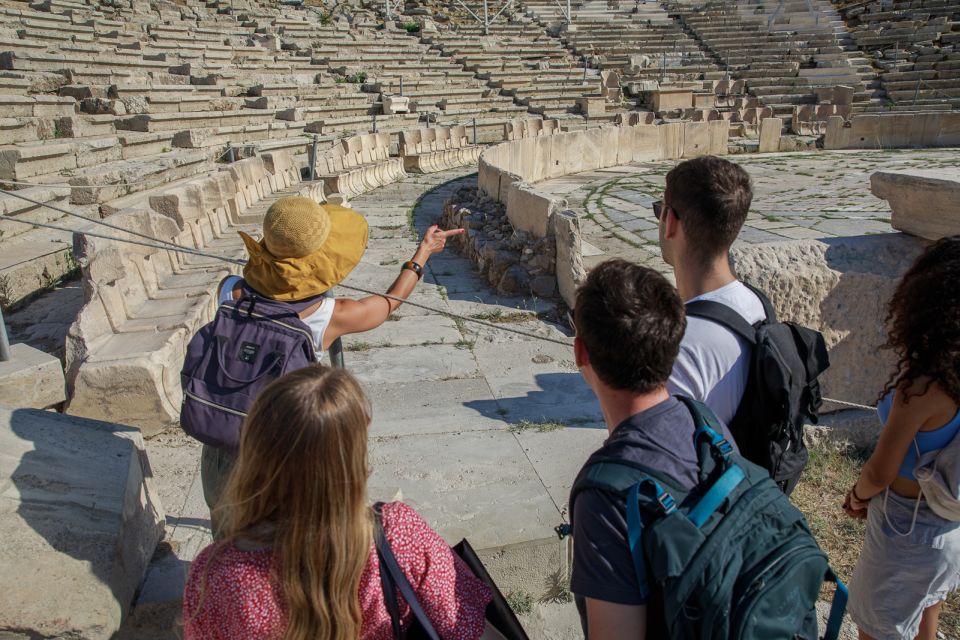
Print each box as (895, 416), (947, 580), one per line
(17, 158), (879, 639)
(112, 168), (589, 639)
(536, 148), (960, 276)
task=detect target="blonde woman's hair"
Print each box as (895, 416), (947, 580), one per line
(215, 364), (373, 640)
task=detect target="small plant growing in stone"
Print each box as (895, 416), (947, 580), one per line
(509, 420), (566, 433)
(506, 590), (534, 615)
(346, 71), (368, 84)
(318, 10), (332, 24)
(345, 341), (373, 352)
(403, 22), (420, 33)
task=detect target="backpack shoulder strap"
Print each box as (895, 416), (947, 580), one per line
(569, 459), (682, 526)
(685, 299), (758, 345)
(229, 279), (326, 320)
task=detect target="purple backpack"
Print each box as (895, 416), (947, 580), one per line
(180, 281), (322, 451)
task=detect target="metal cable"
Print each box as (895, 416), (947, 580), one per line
(0, 188), (885, 404)
(0, 196), (575, 346)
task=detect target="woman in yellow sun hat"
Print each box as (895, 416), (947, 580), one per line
(200, 195), (463, 531)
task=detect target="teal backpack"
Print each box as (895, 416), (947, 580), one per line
(562, 397), (848, 640)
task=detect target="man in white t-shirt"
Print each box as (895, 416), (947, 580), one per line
(656, 156), (765, 426)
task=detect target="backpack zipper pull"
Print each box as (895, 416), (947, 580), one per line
(555, 523), (572, 539)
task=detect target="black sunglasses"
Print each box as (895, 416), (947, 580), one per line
(652, 200), (681, 221)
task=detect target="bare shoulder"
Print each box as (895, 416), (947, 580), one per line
(895, 378), (959, 430)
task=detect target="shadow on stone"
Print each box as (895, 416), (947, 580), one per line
(464, 371), (604, 427)
(1, 407), (165, 639)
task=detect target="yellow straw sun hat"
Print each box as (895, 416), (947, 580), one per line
(238, 196), (368, 301)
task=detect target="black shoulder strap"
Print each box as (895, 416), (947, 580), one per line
(684, 282), (776, 343)
(684, 299), (758, 345)
(373, 503), (441, 640)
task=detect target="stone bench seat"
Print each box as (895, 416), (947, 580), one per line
(109, 83), (224, 99)
(311, 132), (406, 199)
(67, 148), (213, 209)
(117, 109), (276, 133)
(508, 83), (601, 99)
(0, 184), (74, 305)
(303, 112), (420, 136)
(884, 77), (960, 91)
(0, 50), (176, 75)
(436, 104), (529, 119)
(0, 135), (124, 181)
(171, 121), (309, 151)
(247, 82), (340, 97)
(399, 125), (482, 173)
(65, 151), (314, 433)
(245, 93), (374, 110)
(280, 103), (377, 123)
(0, 93), (75, 117)
(887, 87), (960, 100)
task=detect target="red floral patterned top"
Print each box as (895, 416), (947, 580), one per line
(182, 502), (492, 640)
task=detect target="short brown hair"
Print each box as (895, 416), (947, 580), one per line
(574, 259), (686, 392)
(664, 156), (752, 262)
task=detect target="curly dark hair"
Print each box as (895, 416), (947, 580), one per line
(880, 235), (960, 406)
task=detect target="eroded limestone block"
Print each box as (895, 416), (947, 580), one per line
(871, 169), (960, 241)
(550, 210), (585, 309)
(731, 234), (927, 411)
(0, 343), (65, 410)
(759, 117), (782, 153)
(0, 407), (165, 639)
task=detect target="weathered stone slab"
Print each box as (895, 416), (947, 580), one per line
(0, 342), (66, 409)
(759, 117), (783, 153)
(0, 407), (165, 639)
(871, 169), (960, 241)
(732, 234), (928, 412)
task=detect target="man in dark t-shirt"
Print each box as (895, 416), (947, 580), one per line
(570, 259), (738, 639)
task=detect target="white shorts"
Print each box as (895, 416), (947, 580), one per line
(848, 491), (960, 640)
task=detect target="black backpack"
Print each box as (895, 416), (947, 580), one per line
(563, 397), (848, 640)
(685, 283), (829, 495)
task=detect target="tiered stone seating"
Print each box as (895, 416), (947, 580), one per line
(544, 1), (719, 82)
(63, 150), (320, 433)
(421, 16), (608, 121)
(836, 0), (960, 109)
(670, 0), (879, 121)
(310, 132), (406, 200)
(399, 125), (482, 173)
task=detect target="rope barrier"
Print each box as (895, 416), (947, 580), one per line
(0, 187), (884, 406)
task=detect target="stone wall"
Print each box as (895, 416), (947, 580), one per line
(731, 234), (928, 413)
(823, 112), (960, 150)
(476, 121), (728, 306)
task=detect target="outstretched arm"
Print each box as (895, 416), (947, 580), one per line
(323, 225), (464, 349)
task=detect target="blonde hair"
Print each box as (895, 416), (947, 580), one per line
(215, 365), (373, 640)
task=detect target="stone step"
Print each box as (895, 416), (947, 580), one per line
(65, 149), (212, 211)
(116, 108), (277, 133)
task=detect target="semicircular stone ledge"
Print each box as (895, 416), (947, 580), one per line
(475, 120), (729, 306)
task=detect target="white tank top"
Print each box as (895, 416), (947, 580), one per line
(217, 275), (335, 360)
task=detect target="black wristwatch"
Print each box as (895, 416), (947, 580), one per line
(401, 260), (423, 280)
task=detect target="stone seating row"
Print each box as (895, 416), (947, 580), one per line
(311, 132), (406, 200)
(399, 125), (481, 173)
(64, 150), (319, 433)
(503, 118), (562, 140)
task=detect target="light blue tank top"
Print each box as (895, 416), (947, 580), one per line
(878, 390), (960, 480)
